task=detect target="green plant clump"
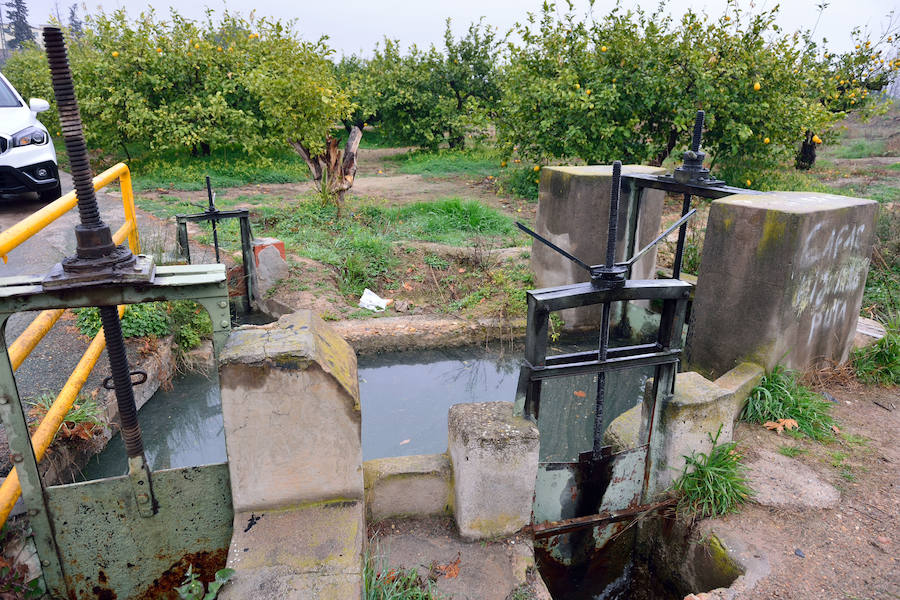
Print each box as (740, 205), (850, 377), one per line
(364, 551), (440, 600)
(851, 317), (900, 386)
(741, 366), (836, 440)
(176, 565), (234, 600)
(75, 303), (170, 339)
(169, 300), (214, 352)
(673, 425), (753, 518)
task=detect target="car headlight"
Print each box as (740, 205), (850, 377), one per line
(12, 126), (48, 147)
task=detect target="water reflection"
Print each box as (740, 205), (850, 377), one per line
(80, 367), (226, 480)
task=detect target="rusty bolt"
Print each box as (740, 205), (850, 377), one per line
(136, 493), (150, 504)
(220, 320), (229, 328)
(219, 300), (227, 308)
(0, 395), (9, 404)
(11, 453), (23, 463)
(28, 509), (39, 516)
(41, 559), (50, 567)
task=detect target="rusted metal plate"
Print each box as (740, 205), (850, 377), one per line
(44, 463), (232, 599)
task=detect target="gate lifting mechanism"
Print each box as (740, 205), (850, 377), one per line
(175, 176), (257, 313)
(515, 111), (761, 539)
(0, 28), (233, 598)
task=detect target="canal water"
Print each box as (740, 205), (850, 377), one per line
(81, 324), (657, 479)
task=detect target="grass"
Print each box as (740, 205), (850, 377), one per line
(851, 316), (900, 386)
(714, 163), (834, 193)
(777, 445), (807, 458)
(741, 366), (837, 441)
(364, 549), (441, 600)
(246, 197), (519, 298)
(828, 139), (887, 159)
(496, 166), (540, 201)
(387, 146), (502, 178)
(673, 425), (753, 519)
(28, 393), (103, 428)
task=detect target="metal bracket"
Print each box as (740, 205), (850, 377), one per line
(128, 455), (157, 518)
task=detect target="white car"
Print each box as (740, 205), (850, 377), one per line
(0, 71), (61, 203)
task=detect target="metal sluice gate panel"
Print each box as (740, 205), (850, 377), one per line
(515, 112), (762, 551)
(0, 265), (234, 599)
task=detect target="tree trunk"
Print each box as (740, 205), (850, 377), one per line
(795, 131), (817, 170)
(290, 126), (363, 218)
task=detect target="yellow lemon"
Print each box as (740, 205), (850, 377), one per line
(575, 83), (580, 89)
(585, 89), (591, 95)
(156, 47), (162, 53)
(112, 51), (119, 57)
(764, 137), (770, 144)
(217, 46), (223, 51)
(746, 179), (751, 186)
(601, 45), (608, 52)
(753, 81), (761, 91)
(534, 179), (539, 184)
(500, 161), (507, 167)
(194, 43), (200, 49)
(812, 134), (822, 144)
(533, 165), (540, 172)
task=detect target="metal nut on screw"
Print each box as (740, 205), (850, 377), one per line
(0, 395), (9, 404)
(28, 509), (39, 516)
(41, 560), (50, 567)
(219, 301), (227, 308)
(136, 493), (150, 504)
(220, 320), (229, 328)
(11, 453), (23, 463)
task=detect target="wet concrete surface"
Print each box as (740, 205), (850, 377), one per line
(0, 172), (135, 475)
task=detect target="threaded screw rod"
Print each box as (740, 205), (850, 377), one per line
(605, 161), (622, 268)
(691, 110), (705, 153)
(99, 306), (144, 457)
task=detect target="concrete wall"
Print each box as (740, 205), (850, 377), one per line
(363, 453), (453, 521)
(686, 192), (876, 378)
(532, 165), (666, 330)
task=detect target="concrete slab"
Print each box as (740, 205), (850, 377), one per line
(745, 449), (840, 509)
(363, 453), (453, 521)
(221, 500), (364, 599)
(369, 517), (551, 600)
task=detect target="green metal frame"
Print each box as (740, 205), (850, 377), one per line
(0, 264), (233, 599)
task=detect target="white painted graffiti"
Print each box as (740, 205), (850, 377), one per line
(799, 222), (868, 269)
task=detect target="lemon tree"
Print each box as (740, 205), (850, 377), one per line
(497, 2), (899, 172)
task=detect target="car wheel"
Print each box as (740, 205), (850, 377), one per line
(39, 184), (62, 203)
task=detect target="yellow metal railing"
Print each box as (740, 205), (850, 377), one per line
(0, 163), (140, 525)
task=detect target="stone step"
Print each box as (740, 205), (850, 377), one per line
(221, 499), (364, 599)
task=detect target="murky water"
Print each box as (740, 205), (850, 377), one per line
(81, 305), (662, 478)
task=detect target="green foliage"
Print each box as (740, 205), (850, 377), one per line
(393, 198), (514, 238)
(830, 139), (887, 159)
(3, 9), (348, 159)
(424, 254), (450, 269)
(714, 162), (834, 192)
(72, 301), (210, 351)
(851, 317), (900, 386)
(359, 19), (501, 149)
(75, 303), (170, 339)
(741, 366), (837, 440)
(497, 2), (898, 170)
(364, 550), (440, 600)
(169, 301), (213, 352)
(496, 166), (540, 201)
(777, 445), (806, 458)
(29, 393), (103, 428)
(673, 425), (753, 518)
(176, 565), (234, 600)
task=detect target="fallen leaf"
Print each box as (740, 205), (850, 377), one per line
(403, 282), (413, 291)
(781, 418), (799, 430)
(832, 425), (841, 434)
(764, 421), (784, 433)
(435, 554), (461, 579)
(458, 268), (466, 273)
(573, 390), (587, 398)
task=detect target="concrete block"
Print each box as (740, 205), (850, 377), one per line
(713, 362), (765, 424)
(254, 243), (290, 296)
(363, 454), (453, 521)
(854, 316), (886, 349)
(252, 236), (287, 261)
(687, 192), (877, 378)
(220, 499), (363, 600)
(219, 310), (362, 513)
(533, 165), (666, 330)
(645, 372), (733, 494)
(448, 402), (540, 540)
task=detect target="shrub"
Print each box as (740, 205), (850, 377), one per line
(673, 425), (752, 518)
(74, 303), (170, 338)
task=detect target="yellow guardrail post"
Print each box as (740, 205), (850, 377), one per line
(0, 163), (141, 526)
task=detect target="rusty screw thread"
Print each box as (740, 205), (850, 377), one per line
(605, 161), (622, 268)
(691, 110), (705, 153)
(42, 26), (144, 459)
(42, 27), (102, 228)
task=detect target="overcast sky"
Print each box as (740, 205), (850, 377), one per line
(22, 0), (900, 56)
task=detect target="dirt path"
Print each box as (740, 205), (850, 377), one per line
(709, 384), (899, 600)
